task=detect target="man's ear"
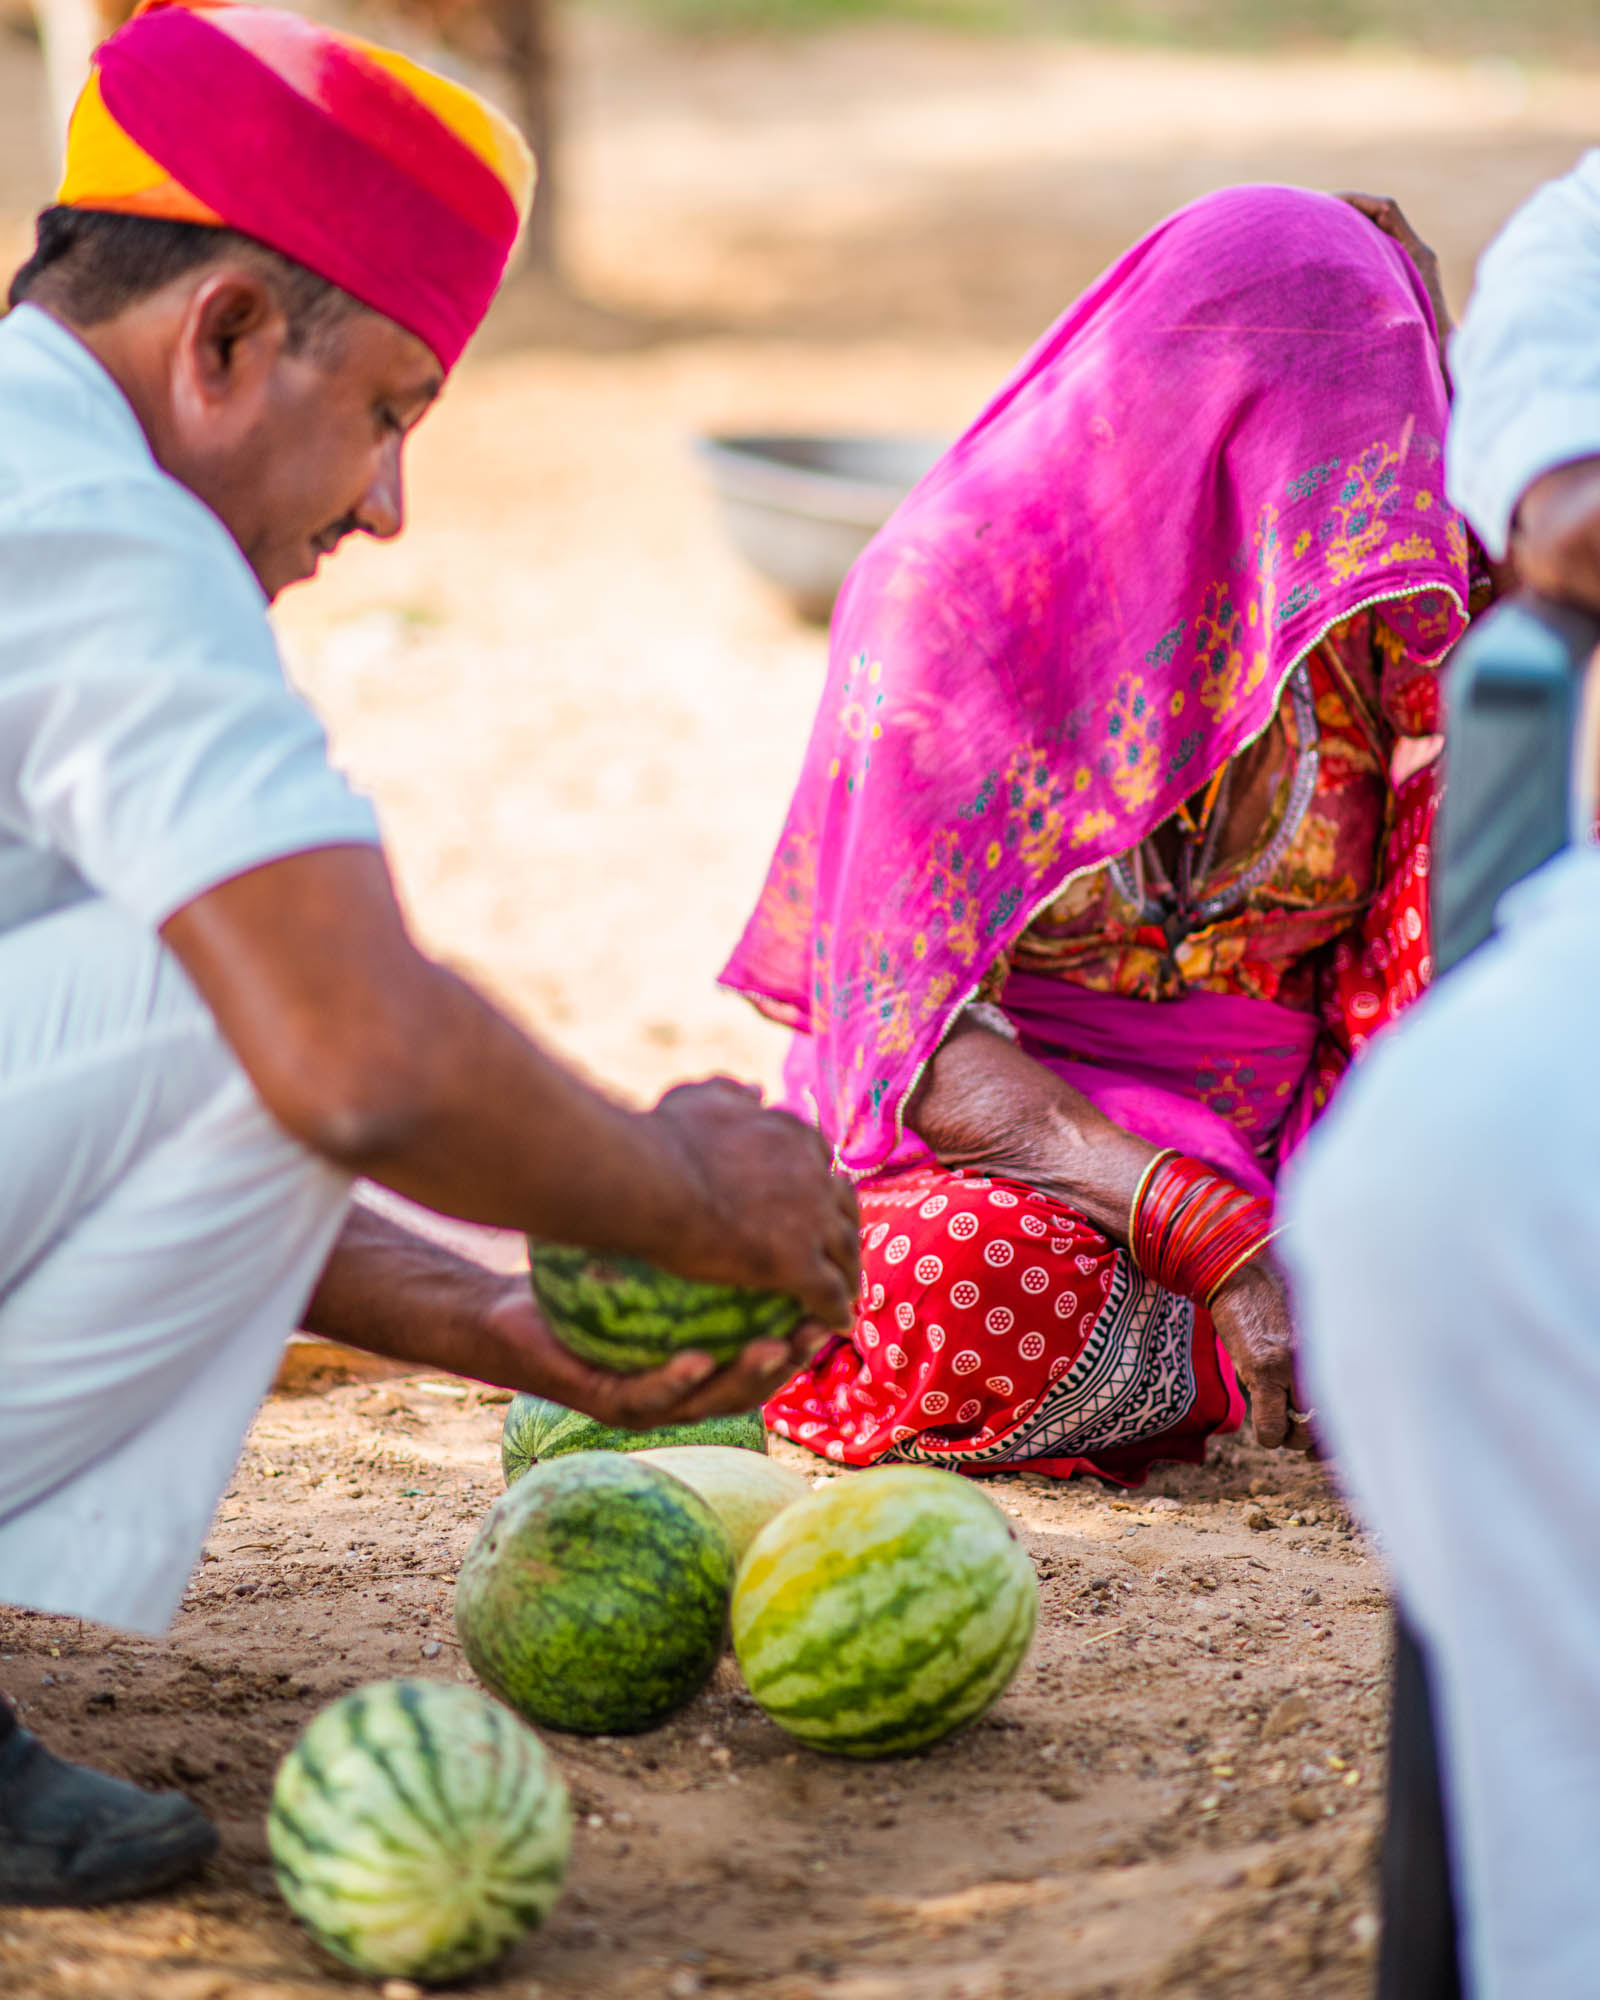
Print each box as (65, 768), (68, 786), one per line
(174, 269), (288, 414)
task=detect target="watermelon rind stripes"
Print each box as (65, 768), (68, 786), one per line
(731, 1466), (1039, 1759)
(266, 1679), (572, 1983)
(455, 1452), (737, 1735)
(501, 1393), (765, 1486)
(527, 1243), (804, 1373)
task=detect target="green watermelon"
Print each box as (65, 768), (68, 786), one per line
(731, 1466), (1039, 1759)
(631, 1446), (811, 1564)
(527, 1243), (804, 1374)
(267, 1679), (571, 1984)
(455, 1452), (736, 1735)
(501, 1393), (765, 1486)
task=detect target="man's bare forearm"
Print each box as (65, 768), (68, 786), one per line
(300, 1201), (833, 1428)
(162, 848), (859, 1325)
(906, 1019), (1159, 1242)
(301, 1200), (529, 1381)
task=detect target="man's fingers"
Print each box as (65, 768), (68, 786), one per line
(574, 1351), (720, 1429)
(825, 1198), (863, 1282)
(667, 1340), (799, 1422)
(787, 1321), (831, 1366)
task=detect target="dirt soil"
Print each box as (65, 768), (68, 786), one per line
(2, 10), (1596, 1996)
(2, 1378), (1389, 2000)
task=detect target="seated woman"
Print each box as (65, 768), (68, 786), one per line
(722, 184), (1492, 1482)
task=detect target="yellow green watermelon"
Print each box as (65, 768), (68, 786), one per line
(732, 1467), (1039, 1758)
(631, 1445), (810, 1564)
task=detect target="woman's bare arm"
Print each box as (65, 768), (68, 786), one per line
(906, 1015), (1155, 1241)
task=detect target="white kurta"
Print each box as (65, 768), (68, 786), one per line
(0, 305), (379, 1633)
(1281, 852), (1600, 2000)
(1447, 149), (1600, 558)
(1284, 152), (1600, 2000)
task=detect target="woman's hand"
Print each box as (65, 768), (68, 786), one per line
(1337, 190), (1453, 382)
(1207, 1257), (1314, 1453)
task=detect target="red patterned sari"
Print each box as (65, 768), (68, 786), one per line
(723, 188), (1478, 1481)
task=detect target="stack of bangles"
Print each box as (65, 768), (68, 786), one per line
(1128, 1150), (1276, 1308)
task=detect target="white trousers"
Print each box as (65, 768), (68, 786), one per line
(0, 898), (351, 1635)
(1280, 846), (1600, 2000)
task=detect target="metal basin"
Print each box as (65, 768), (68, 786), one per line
(695, 432), (950, 624)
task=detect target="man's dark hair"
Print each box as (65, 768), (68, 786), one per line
(7, 207), (361, 354)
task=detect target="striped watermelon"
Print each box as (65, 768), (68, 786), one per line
(501, 1393), (765, 1486)
(528, 1243), (803, 1374)
(731, 1467), (1039, 1758)
(455, 1452), (736, 1735)
(267, 1680), (571, 1984)
(631, 1446), (810, 1564)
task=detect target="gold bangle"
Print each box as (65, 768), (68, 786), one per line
(1127, 1148), (1181, 1270)
(1203, 1225), (1282, 1307)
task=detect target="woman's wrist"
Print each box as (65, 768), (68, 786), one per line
(1129, 1153), (1274, 1306)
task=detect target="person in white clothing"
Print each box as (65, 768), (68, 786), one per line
(1281, 149), (1600, 2000)
(0, 0), (856, 1907)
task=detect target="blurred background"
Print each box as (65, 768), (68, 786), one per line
(3, 0), (1595, 1104)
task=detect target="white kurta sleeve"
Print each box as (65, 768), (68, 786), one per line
(0, 474), (379, 929)
(1447, 151), (1600, 560)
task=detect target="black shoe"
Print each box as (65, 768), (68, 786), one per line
(0, 1727), (217, 1906)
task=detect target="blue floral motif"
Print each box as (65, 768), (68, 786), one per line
(1166, 728), (1203, 776)
(1276, 581), (1321, 623)
(1286, 456), (1341, 503)
(957, 772), (998, 821)
(1144, 620), (1187, 668)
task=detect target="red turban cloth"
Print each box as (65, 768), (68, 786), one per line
(55, 0), (534, 371)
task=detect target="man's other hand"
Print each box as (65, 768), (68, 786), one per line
(1511, 458), (1600, 615)
(483, 1279), (830, 1428)
(648, 1079), (860, 1330)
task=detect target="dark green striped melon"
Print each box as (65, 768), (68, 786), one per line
(267, 1679), (571, 1984)
(500, 1393), (765, 1486)
(455, 1452), (736, 1735)
(731, 1467), (1039, 1759)
(528, 1243), (804, 1374)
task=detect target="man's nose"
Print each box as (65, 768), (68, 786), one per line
(357, 439), (405, 541)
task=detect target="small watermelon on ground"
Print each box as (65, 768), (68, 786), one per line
(630, 1445), (810, 1564)
(456, 1452), (736, 1735)
(501, 1393), (765, 1485)
(267, 1679), (571, 1984)
(732, 1466), (1039, 1759)
(527, 1242), (804, 1374)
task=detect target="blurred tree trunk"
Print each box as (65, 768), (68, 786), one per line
(492, 0), (557, 274)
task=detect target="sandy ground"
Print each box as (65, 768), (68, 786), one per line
(2, 10), (1599, 1995)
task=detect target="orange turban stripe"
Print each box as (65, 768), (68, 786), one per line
(57, 0), (534, 369)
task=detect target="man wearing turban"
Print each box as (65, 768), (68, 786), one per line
(0, 0), (857, 1905)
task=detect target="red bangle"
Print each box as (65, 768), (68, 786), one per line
(1129, 1153), (1273, 1306)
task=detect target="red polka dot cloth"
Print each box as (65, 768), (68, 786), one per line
(766, 1163), (1244, 1485)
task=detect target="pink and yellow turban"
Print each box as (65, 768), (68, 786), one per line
(56, 0), (534, 370)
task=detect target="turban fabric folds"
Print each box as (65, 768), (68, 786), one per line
(56, 0), (534, 369)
